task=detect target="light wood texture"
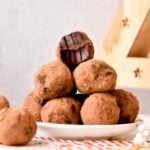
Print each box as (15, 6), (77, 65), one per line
(109, 58), (150, 88)
(128, 10), (150, 57)
(100, 0), (150, 88)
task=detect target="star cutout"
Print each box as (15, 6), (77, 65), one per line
(134, 67), (143, 78)
(122, 17), (130, 27)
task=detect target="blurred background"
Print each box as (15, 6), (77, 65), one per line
(0, 0), (149, 115)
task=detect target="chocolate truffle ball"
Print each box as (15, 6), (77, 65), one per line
(56, 31), (94, 71)
(0, 107), (37, 145)
(41, 97), (81, 124)
(0, 96), (9, 110)
(110, 89), (139, 123)
(34, 60), (74, 99)
(80, 93), (120, 125)
(22, 91), (43, 121)
(73, 59), (117, 94)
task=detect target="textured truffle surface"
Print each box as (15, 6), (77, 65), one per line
(73, 59), (117, 94)
(80, 93), (120, 125)
(110, 89), (139, 123)
(22, 91), (42, 121)
(0, 96), (9, 110)
(34, 60), (74, 99)
(41, 97), (81, 124)
(0, 107), (37, 145)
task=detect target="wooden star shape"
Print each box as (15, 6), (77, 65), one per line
(134, 67), (143, 78)
(122, 17), (130, 27)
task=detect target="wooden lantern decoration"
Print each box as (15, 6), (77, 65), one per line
(100, 0), (150, 88)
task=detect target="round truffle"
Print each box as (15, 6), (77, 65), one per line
(110, 89), (139, 123)
(80, 93), (120, 125)
(0, 96), (9, 110)
(34, 60), (74, 99)
(41, 97), (81, 124)
(56, 31), (94, 71)
(22, 91), (43, 121)
(0, 107), (37, 145)
(73, 59), (117, 94)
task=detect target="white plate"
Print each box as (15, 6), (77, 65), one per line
(36, 118), (143, 140)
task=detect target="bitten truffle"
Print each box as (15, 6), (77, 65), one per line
(0, 96), (9, 110)
(34, 60), (74, 99)
(22, 91), (43, 121)
(56, 31), (94, 71)
(80, 93), (120, 125)
(41, 97), (81, 124)
(110, 89), (139, 123)
(73, 59), (117, 94)
(0, 107), (37, 145)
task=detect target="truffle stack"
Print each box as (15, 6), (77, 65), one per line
(23, 31), (94, 124)
(22, 31), (139, 125)
(73, 59), (120, 124)
(73, 59), (139, 124)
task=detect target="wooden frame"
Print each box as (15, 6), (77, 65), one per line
(100, 0), (150, 88)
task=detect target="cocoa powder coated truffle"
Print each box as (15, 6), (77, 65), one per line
(57, 31), (94, 71)
(22, 91), (42, 121)
(110, 89), (139, 123)
(0, 107), (37, 145)
(80, 93), (120, 125)
(73, 59), (117, 94)
(41, 97), (81, 124)
(0, 96), (9, 110)
(34, 60), (74, 99)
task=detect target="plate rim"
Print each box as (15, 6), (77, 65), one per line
(37, 118), (143, 128)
